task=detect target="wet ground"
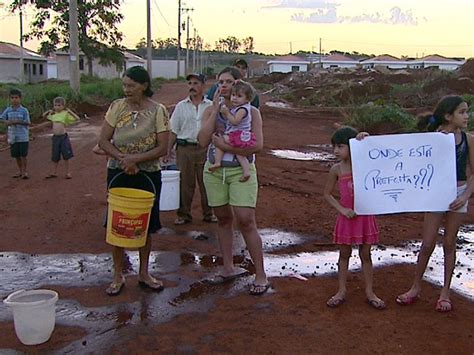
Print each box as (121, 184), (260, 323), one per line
(1, 82), (473, 353)
(1, 227), (473, 352)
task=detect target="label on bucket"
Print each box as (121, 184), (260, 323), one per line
(111, 211), (149, 239)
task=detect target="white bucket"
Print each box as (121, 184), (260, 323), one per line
(160, 170), (180, 211)
(3, 289), (58, 345)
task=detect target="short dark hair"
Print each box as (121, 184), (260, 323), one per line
(331, 126), (359, 146)
(218, 66), (242, 80)
(9, 88), (22, 97)
(232, 81), (255, 101)
(233, 59), (248, 69)
(123, 66), (153, 97)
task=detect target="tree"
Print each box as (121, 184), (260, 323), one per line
(11, 0), (125, 75)
(241, 36), (254, 54)
(216, 36), (241, 53)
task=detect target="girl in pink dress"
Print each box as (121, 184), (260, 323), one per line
(323, 126), (385, 310)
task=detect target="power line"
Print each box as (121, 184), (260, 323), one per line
(152, 0), (175, 29)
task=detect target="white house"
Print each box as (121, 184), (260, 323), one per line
(48, 50), (146, 80)
(0, 42), (48, 83)
(267, 55), (311, 73)
(408, 55), (465, 71)
(361, 55), (407, 70)
(321, 54), (360, 69)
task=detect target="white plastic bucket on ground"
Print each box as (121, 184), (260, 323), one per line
(160, 170), (180, 211)
(3, 289), (58, 345)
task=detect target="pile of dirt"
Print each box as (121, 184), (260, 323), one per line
(459, 58), (474, 78)
(262, 65), (473, 109)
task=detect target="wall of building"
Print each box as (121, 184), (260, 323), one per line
(0, 58), (47, 83)
(269, 63), (308, 73)
(322, 62), (358, 69)
(0, 59), (21, 83)
(151, 60), (185, 79)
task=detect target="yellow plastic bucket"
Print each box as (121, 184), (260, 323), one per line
(106, 187), (155, 248)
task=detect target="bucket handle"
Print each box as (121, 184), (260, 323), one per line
(108, 171), (157, 195)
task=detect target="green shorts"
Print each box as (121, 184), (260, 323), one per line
(203, 161), (258, 208)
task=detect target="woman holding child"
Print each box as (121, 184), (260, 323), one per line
(99, 66), (169, 296)
(198, 67), (270, 295)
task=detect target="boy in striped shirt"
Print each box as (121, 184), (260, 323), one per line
(0, 89), (31, 179)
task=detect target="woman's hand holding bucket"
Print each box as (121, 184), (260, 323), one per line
(119, 154), (139, 175)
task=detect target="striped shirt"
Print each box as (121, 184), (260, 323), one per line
(0, 105), (30, 144)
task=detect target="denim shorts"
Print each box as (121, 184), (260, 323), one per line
(52, 134), (74, 162)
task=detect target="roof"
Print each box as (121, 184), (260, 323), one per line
(419, 54), (460, 62)
(363, 54), (400, 62)
(323, 54), (358, 62)
(0, 41), (46, 61)
(123, 51), (145, 62)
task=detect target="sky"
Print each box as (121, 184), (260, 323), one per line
(1, 0), (473, 58)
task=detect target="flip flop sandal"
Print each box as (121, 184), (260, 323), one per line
(65, 174), (72, 179)
(21, 174), (29, 179)
(436, 299), (452, 312)
(138, 279), (164, 292)
(203, 270), (249, 285)
(396, 294), (419, 306)
(367, 298), (386, 310)
(106, 279), (125, 296)
(249, 282), (271, 296)
(326, 296), (346, 308)
(12, 173), (22, 178)
(45, 174), (58, 179)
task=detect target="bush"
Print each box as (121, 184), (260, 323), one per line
(345, 103), (417, 134)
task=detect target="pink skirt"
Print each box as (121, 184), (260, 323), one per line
(333, 214), (379, 245)
(228, 130), (256, 148)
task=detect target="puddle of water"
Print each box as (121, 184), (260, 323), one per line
(265, 234), (474, 301)
(265, 101), (290, 109)
(271, 149), (335, 162)
(260, 229), (310, 251)
(0, 227), (472, 352)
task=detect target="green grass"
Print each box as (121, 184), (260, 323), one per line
(0, 76), (165, 125)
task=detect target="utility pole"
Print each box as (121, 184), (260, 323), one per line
(290, 42), (292, 54)
(177, 0), (181, 78)
(182, 8), (193, 74)
(146, 0), (152, 75)
(186, 13), (190, 74)
(192, 28), (196, 72)
(19, 8), (24, 83)
(69, 0), (80, 93)
(319, 37), (322, 69)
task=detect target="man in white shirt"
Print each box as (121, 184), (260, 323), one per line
(168, 73), (217, 225)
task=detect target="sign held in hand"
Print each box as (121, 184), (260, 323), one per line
(350, 132), (457, 215)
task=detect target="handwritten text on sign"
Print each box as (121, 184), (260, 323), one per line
(350, 133), (456, 215)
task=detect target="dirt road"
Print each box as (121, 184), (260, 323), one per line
(0, 82), (473, 353)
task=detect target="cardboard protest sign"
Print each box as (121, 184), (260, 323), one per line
(350, 133), (456, 215)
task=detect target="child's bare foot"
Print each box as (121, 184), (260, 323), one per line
(239, 173), (250, 182)
(326, 291), (346, 308)
(208, 164), (221, 172)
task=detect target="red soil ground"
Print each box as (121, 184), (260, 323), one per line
(0, 82), (473, 353)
